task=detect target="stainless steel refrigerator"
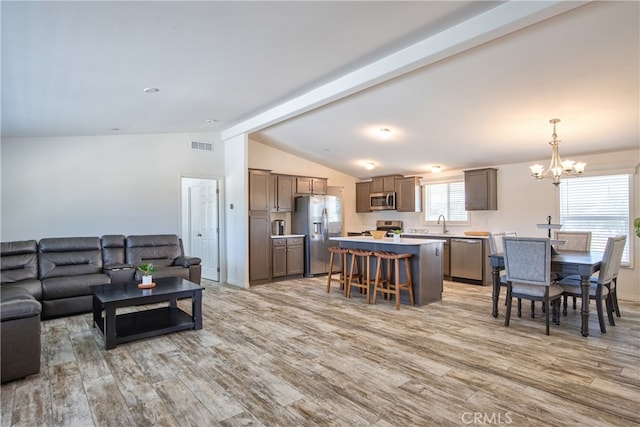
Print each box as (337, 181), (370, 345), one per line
(292, 195), (343, 277)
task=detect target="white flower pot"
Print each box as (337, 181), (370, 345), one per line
(393, 234), (401, 242)
(142, 275), (153, 285)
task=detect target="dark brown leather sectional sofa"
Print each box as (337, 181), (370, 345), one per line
(0, 234), (201, 383)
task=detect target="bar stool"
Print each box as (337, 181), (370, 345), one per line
(346, 249), (373, 303)
(372, 251), (414, 310)
(327, 246), (349, 295)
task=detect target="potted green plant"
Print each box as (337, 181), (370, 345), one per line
(138, 263), (157, 285)
(391, 229), (403, 242)
(634, 218), (640, 238)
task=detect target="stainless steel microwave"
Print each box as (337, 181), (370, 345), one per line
(370, 192), (396, 211)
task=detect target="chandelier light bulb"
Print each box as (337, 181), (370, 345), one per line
(529, 118), (586, 187)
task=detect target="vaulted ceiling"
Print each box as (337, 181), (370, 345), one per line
(2, 1), (638, 178)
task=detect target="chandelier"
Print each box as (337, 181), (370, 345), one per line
(530, 118), (586, 187)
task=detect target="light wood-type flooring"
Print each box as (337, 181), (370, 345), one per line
(1, 278), (639, 426)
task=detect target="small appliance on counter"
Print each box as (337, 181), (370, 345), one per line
(272, 220), (285, 236)
(374, 220), (403, 237)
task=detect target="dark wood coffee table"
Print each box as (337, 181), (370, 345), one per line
(92, 277), (203, 349)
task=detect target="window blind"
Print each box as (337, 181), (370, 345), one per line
(424, 181), (468, 222)
(559, 174), (631, 264)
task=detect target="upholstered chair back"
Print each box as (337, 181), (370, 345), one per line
(101, 234), (126, 266)
(1, 240), (39, 284)
(554, 231), (592, 252)
(38, 237), (103, 279)
(503, 237), (551, 287)
(126, 234), (183, 268)
(598, 235), (627, 285)
(488, 232), (517, 255)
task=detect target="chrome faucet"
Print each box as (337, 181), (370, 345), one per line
(437, 215), (448, 234)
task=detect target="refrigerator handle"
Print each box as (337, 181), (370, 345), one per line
(322, 208), (328, 241)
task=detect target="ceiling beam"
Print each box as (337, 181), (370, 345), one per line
(221, 0), (587, 141)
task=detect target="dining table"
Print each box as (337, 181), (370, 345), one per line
(489, 250), (603, 337)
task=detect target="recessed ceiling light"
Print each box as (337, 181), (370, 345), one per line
(205, 119), (219, 124)
(143, 87), (159, 93)
(379, 128), (391, 139)
(111, 128), (120, 131)
(364, 162), (375, 170)
(431, 165), (442, 173)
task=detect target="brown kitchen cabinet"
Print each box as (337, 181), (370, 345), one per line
(249, 169), (270, 211)
(272, 237), (304, 277)
(464, 168), (497, 210)
(296, 177), (327, 195)
(395, 176), (422, 212)
(271, 174), (294, 212)
(371, 175), (400, 193)
(249, 169), (272, 283)
(355, 181), (371, 213)
(249, 212), (271, 282)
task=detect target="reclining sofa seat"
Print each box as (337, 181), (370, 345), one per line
(0, 240), (42, 299)
(1, 287), (41, 383)
(125, 234), (201, 284)
(38, 237), (110, 319)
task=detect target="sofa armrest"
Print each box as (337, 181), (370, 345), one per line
(103, 264), (135, 284)
(173, 257), (201, 268)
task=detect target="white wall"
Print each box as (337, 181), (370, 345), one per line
(224, 134), (249, 288)
(1, 132), (223, 240)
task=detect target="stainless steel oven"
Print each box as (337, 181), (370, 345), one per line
(369, 192), (396, 211)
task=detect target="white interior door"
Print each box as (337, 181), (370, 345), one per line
(188, 180), (219, 281)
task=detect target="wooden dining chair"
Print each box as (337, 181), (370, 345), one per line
(503, 237), (563, 335)
(557, 235), (626, 333)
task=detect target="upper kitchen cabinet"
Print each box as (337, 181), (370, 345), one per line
(355, 181), (371, 213)
(371, 175), (401, 193)
(464, 168), (497, 211)
(396, 177), (422, 212)
(271, 174), (294, 212)
(249, 169), (270, 211)
(296, 177), (327, 195)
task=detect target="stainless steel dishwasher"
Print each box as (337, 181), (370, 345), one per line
(450, 238), (483, 284)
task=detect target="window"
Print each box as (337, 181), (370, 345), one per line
(424, 181), (468, 223)
(559, 174), (632, 265)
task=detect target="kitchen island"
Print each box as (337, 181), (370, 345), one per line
(330, 236), (445, 305)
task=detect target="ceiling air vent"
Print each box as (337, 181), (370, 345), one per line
(191, 141), (213, 152)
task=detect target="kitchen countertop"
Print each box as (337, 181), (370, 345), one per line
(271, 234), (305, 238)
(330, 236), (446, 245)
(401, 233), (489, 239)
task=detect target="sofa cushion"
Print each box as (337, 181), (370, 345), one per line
(1, 288), (41, 322)
(1, 280), (42, 301)
(101, 234), (127, 266)
(126, 235), (182, 267)
(41, 273), (110, 300)
(1, 240), (39, 283)
(39, 237), (103, 279)
(140, 266), (190, 281)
